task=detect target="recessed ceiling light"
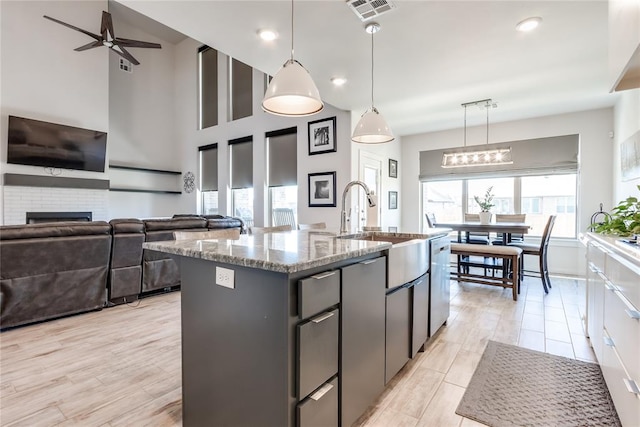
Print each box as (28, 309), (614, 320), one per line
(331, 77), (347, 86)
(516, 17), (542, 32)
(258, 29), (278, 41)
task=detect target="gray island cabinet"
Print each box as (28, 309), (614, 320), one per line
(144, 229), (449, 427)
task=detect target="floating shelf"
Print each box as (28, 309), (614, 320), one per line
(109, 188), (182, 195)
(109, 164), (181, 175)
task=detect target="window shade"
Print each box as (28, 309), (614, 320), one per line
(419, 134), (579, 182)
(199, 46), (218, 129)
(230, 136), (253, 189)
(231, 58), (253, 121)
(267, 127), (297, 187)
(199, 143), (218, 191)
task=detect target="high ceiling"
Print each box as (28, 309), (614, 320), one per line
(114, 0), (618, 137)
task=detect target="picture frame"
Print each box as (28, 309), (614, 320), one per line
(389, 191), (398, 209)
(308, 171), (337, 207)
(621, 131), (640, 181)
(389, 158), (398, 178)
(308, 116), (337, 155)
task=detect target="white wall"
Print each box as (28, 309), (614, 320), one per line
(174, 38), (352, 229)
(0, 0), (109, 224)
(400, 108), (614, 276)
(107, 13), (191, 219)
(613, 88), (640, 202)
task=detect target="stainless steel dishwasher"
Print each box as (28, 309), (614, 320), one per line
(429, 236), (451, 336)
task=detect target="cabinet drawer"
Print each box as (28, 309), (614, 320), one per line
(297, 309), (339, 399)
(606, 252), (640, 311)
(298, 271), (340, 319)
(297, 377), (338, 427)
(604, 286), (640, 382)
(601, 329), (640, 427)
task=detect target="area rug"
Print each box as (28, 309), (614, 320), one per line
(455, 340), (621, 427)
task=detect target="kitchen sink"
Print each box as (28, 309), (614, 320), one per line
(338, 232), (429, 289)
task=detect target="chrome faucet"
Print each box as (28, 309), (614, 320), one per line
(340, 180), (376, 234)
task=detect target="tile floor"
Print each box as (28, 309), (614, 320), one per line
(0, 275), (592, 426)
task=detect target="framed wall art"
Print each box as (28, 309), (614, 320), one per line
(389, 158), (398, 178)
(308, 116), (337, 155)
(308, 171), (337, 207)
(389, 191), (398, 209)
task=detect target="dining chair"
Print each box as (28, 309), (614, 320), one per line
(272, 208), (296, 229)
(173, 228), (241, 240)
(492, 214), (526, 245)
(425, 212), (437, 228)
(249, 224), (293, 235)
(463, 213), (490, 245)
(508, 215), (556, 293)
(298, 222), (326, 230)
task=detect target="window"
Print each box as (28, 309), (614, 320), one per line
(198, 46), (218, 129)
(230, 137), (253, 227)
(229, 58), (253, 121)
(267, 127), (297, 226)
(421, 174), (577, 238)
(199, 143), (218, 215)
(521, 175), (576, 237)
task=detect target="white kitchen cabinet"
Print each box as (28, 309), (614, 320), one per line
(584, 234), (640, 427)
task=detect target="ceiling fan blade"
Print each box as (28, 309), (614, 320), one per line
(74, 40), (104, 52)
(43, 15), (101, 41)
(100, 11), (114, 41)
(115, 38), (162, 49)
(111, 45), (140, 65)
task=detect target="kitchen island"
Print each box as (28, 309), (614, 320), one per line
(144, 229), (450, 427)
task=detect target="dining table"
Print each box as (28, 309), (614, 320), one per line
(432, 221), (531, 244)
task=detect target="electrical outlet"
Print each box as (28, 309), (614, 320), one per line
(215, 266), (235, 289)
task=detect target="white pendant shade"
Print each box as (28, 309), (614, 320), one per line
(352, 107), (394, 143)
(262, 59), (324, 117)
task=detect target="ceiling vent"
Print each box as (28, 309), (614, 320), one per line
(347, 0), (396, 22)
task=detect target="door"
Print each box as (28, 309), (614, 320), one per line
(356, 151), (383, 231)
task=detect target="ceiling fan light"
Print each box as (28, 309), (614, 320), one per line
(352, 108), (395, 143)
(262, 59), (324, 117)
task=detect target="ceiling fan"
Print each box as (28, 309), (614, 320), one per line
(43, 11), (161, 66)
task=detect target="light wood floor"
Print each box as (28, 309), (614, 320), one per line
(1, 276), (593, 427)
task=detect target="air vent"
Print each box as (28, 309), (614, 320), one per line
(347, 0), (396, 21)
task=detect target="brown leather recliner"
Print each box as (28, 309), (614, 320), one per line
(108, 218), (145, 303)
(0, 221), (112, 329)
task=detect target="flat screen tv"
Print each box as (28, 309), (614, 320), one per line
(7, 115), (107, 173)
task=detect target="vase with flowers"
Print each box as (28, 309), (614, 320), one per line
(474, 186), (495, 225)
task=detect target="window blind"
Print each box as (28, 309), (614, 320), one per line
(199, 143), (218, 191)
(231, 58), (253, 121)
(199, 46), (218, 129)
(230, 136), (253, 189)
(419, 134), (579, 182)
(267, 127), (297, 187)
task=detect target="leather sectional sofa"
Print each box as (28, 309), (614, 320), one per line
(0, 215), (243, 329)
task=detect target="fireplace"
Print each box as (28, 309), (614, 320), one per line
(26, 211), (93, 224)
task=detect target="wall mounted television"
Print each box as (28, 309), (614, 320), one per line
(7, 115), (107, 173)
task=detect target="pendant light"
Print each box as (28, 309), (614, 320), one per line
(441, 99), (513, 168)
(262, 0), (323, 117)
(352, 22), (394, 144)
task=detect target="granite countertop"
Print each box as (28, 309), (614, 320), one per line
(582, 232), (640, 265)
(143, 228), (450, 274)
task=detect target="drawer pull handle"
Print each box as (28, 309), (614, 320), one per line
(312, 271), (336, 280)
(310, 383), (334, 401)
(603, 336), (615, 347)
(414, 279), (424, 286)
(360, 259), (376, 265)
(604, 281), (616, 291)
(625, 309), (640, 320)
(623, 379), (640, 395)
(311, 312), (335, 323)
